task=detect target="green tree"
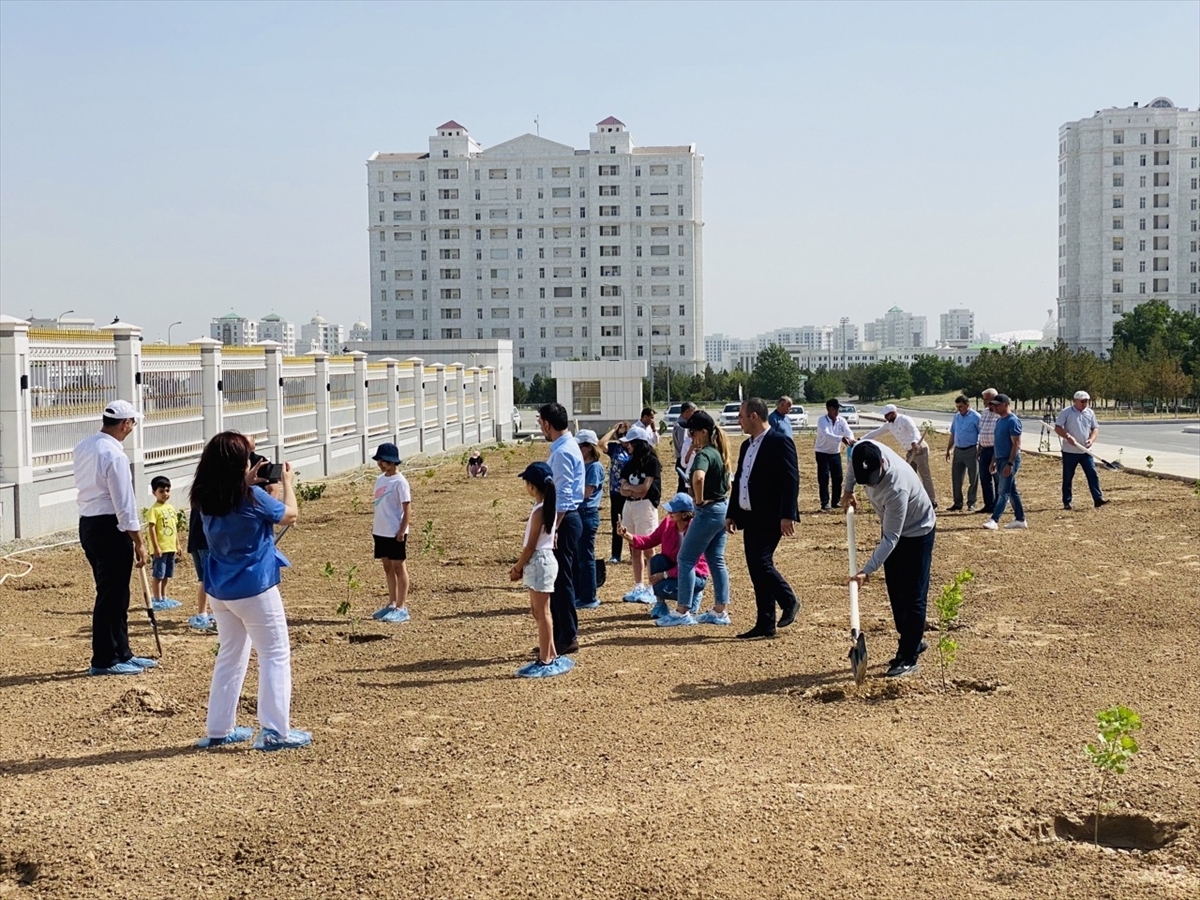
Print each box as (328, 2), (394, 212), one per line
(804, 367), (846, 403)
(909, 355), (947, 394)
(749, 343), (802, 400)
(862, 360), (913, 401)
(526, 374), (557, 405)
(512, 377), (529, 405)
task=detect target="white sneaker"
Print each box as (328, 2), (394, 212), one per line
(1004, 520), (1029, 530)
(981, 520), (998, 530)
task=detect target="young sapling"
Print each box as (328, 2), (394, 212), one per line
(934, 569), (973, 691)
(1085, 705), (1143, 845)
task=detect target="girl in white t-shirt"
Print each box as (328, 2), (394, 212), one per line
(369, 443), (412, 624)
(508, 462), (574, 678)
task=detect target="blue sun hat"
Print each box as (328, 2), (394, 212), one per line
(372, 442), (401, 464)
(663, 493), (695, 514)
(517, 461), (553, 484)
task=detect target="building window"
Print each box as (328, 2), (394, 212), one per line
(1111, 282), (1122, 294)
(1112, 259), (1123, 272)
(572, 381), (601, 415)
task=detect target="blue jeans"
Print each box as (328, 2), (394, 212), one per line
(578, 506), (600, 604)
(675, 499), (730, 614)
(991, 456), (1025, 523)
(1062, 453), (1103, 506)
(650, 554), (707, 604)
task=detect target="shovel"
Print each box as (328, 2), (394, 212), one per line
(137, 565), (164, 658)
(846, 507), (868, 685)
(1082, 446), (1123, 471)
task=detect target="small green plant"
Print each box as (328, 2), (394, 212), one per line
(296, 481), (327, 503)
(421, 519), (437, 554)
(920, 419), (938, 442)
(1145, 454), (1154, 471)
(324, 562), (362, 638)
(934, 569), (973, 691)
(211, 642), (220, 658)
(491, 497), (504, 540)
(176, 509), (188, 533)
(1085, 705), (1143, 845)
(350, 493), (364, 515)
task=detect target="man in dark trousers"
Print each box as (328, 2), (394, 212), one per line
(725, 397), (800, 639)
(538, 402), (584, 654)
(74, 400), (151, 675)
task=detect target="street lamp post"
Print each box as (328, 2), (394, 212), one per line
(167, 320), (183, 345)
(57, 309), (74, 326)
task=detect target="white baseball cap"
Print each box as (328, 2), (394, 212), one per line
(575, 429), (599, 446)
(104, 399), (143, 420)
(1073, 391), (1091, 401)
(881, 404), (898, 416)
(625, 424), (653, 444)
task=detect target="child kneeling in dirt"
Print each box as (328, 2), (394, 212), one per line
(370, 443), (412, 624)
(509, 462), (574, 678)
(617, 492), (709, 625)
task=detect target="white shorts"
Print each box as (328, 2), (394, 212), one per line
(523, 548), (558, 593)
(622, 499), (659, 536)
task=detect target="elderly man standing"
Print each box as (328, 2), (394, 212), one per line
(944, 395), (981, 511)
(74, 400), (151, 676)
(860, 404), (937, 507)
(767, 397), (793, 436)
(672, 401), (697, 492)
(976, 388), (1000, 515)
(842, 440), (937, 678)
(1055, 390), (1108, 511)
(538, 402), (584, 654)
(726, 398), (800, 639)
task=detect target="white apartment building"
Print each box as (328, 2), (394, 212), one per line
(939, 308), (975, 345)
(366, 118), (704, 383)
(832, 317), (859, 352)
(211, 311), (257, 347)
(300, 314), (345, 356)
(1058, 97), (1200, 354)
(348, 320), (371, 343)
(257, 313), (296, 356)
(863, 306), (927, 350)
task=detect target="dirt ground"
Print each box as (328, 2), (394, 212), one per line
(1, 437), (1198, 899)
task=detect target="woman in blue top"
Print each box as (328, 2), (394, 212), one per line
(574, 430), (607, 609)
(190, 432), (308, 752)
(600, 421), (631, 564)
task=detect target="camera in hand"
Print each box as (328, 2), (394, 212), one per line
(250, 452), (284, 484)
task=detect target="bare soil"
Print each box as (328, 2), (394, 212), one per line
(2, 439), (1198, 899)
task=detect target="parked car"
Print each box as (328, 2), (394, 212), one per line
(663, 403), (684, 429)
(840, 404), (859, 425)
(719, 402), (742, 428)
(787, 405), (809, 430)
(512, 407), (522, 433)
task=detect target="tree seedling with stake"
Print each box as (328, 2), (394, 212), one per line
(934, 569), (973, 691)
(324, 562), (362, 639)
(1085, 705), (1142, 845)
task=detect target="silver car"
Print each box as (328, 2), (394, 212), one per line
(719, 402), (742, 428)
(840, 404), (859, 425)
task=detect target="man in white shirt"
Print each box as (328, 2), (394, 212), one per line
(1055, 390), (1107, 510)
(639, 407), (659, 446)
(860, 404), (937, 507)
(813, 398), (855, 511)
(75, 400), (150, 676)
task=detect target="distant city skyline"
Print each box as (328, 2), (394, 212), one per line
(1, 1), (1197, 345)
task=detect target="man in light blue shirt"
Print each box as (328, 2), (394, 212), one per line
(539, 402), (584, 652)
(767, 397), (793, 436)
(943, 395), (982, 511)
(1055, 390), (1107, 510)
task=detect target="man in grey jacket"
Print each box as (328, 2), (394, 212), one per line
(841, 439), (937, 677)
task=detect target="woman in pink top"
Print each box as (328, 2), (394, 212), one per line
(617, 492), (708, 623)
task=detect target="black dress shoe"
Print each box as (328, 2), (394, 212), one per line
(737, 627), (776, 640)
(947, 505), (963, 512)
(976, 507), (994, 515)
(1063, 503), (1073, 510)
(1094, 499), (1109, 508)
(778, 602), (800, 628)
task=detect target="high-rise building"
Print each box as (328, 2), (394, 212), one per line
(211, 311), (257, 347)
(366, 118), (704, 383)
(300, 314), (345, 355)
(863, 306), (926, 350)
(258, 313), (296, 356)
(1057, 97), (1200, 354)
(939, 308), (975, 345)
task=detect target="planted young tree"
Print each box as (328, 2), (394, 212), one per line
(934, 569), (973, 691)
(324, 562), (362, 639)
(1085, 705), (1143, 844)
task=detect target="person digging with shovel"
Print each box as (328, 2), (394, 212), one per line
(841, 440), (937, 678)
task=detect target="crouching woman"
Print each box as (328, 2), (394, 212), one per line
(617, 492), (709, 625)
(190, 432), (310, 751)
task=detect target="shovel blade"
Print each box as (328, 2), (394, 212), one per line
(849, 633), (868, 685)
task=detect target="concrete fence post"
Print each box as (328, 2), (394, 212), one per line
(189, 337), (223, 444)
(351, 351), (368, 459)
(104, 322), (146, 500)
(309, 350), (330, 473)
(408, 358), (426, 453)
(0, 316), (33, 538)
(381, 358), (399, 445)
(454, 363), (467, 447)
(257, 341), (284, 458)
(433, 364), (447, 452)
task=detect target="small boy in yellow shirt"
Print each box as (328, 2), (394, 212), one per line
(146, 476), (181, 611)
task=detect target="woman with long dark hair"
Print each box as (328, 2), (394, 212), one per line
(190, 431), (308, 751)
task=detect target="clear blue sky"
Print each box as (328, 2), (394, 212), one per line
(2, 0), (1197, 344)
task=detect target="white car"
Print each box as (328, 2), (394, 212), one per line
(663, 403), (684, 429)
(787, 406), (809, 430)
(840, 404), (859, 425)
(719, 402), (742, 428)
(511, 407), (522, 433)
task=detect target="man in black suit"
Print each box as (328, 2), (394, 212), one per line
(725, 397), (801, 639)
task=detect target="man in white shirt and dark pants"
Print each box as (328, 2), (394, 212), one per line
(860, 404), (937, 508)
(75, 400), (150, 676)
(813, 398), (855, 511)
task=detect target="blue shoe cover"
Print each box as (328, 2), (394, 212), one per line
(151, 598), (181, 611)
(516, 656), (576, 678)
(253, 728), (313, 751)
(88, 662), (143, 676)
(622, 586), (645, 602)
(188, 614), (216, 630)
(379, 607), (411, 623)
(648, 600), (669, 619)
(127, 656), (158, 668)
(696, 611), (731, 626)
(195, 726), (254, 748)
(655, 612), (697, 627)
(575, 598), (601, 610)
